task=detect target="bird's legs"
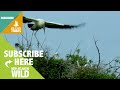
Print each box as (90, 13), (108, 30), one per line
(28, 31), (34, 49)
(34, 30), (43, 50)
(43, 25), (46, 34)
(34, 30), (39, 48)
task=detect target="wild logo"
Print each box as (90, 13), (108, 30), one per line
(3, 50), (43, 78)
(0, 35), (44, 79)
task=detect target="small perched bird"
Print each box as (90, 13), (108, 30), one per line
(23, 16), (86, 34)
(15, 43), (24, 51)
(15, 43), (20, 48)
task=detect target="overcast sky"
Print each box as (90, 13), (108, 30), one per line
(3, 11), (120, 63)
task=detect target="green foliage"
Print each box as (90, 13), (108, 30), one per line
(33, 56), (65, 79)
(72, 67), (116, 79)
(31, 49), (118, 79)
(16, 39), (120, 79)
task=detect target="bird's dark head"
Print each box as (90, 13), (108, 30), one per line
(28, 24), (34, 28)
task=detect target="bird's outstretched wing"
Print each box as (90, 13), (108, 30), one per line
(45, 21), (86, 29)
(23, 16), (37, 23)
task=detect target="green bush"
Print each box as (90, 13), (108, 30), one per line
(15, 42), (119, 79)
(31, 49), (118, 79)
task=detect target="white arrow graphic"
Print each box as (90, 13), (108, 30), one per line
(5, 60), (12, 68)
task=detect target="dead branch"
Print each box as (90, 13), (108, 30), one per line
(55, 41), (62, 53)
(73, 42), (80, 55)
(93, 36), (101, 69)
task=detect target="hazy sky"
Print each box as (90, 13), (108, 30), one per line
(3, 11), (120, 63)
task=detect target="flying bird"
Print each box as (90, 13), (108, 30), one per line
(23, 16), (86, 48)
(23, 16), (86, 34)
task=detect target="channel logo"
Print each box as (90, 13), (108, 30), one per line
(0, 12), (23, 34)
(11, 21), (21, 33)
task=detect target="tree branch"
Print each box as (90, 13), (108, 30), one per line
(93, 36), (101, 69)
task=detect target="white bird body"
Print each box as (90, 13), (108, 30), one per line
(23, 16), (86, 32)
(27, 19), (45, 30)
